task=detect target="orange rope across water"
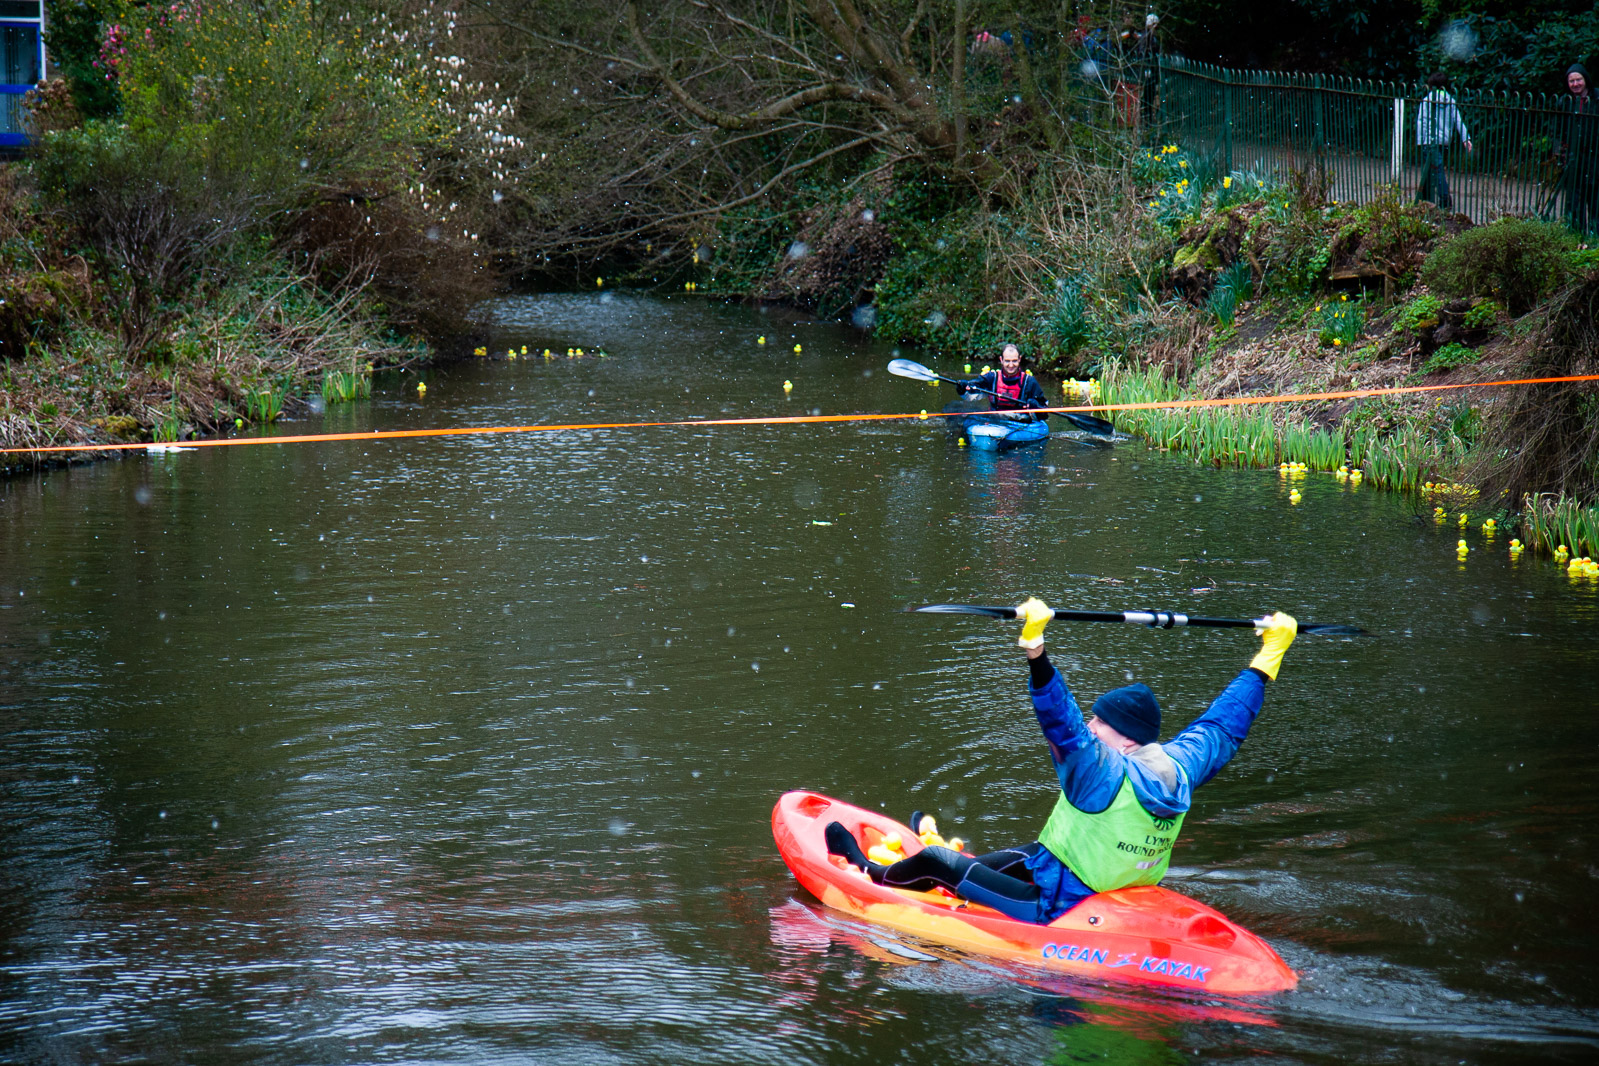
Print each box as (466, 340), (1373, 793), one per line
(5, 372), (1599, 456)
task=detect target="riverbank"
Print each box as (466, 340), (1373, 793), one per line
(692, 143), (1599, 558)
(1, 164), (427, 468)
(2, 2), (512, 472)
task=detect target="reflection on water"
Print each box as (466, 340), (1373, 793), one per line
(0, 293), (1596, 1063)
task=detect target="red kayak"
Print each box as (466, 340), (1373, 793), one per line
(772, 790), (1297, 996)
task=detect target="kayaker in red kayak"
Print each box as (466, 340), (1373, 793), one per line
(825, 599), (1298, 923)
(960, 343), (1049, 415)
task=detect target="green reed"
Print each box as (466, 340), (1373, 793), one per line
(1519, 493), (1599, 558)
(321, 369), (372, 404)
(243, 385), (285, 423)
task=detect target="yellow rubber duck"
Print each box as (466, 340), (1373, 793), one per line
(867, 832), (907, 866)
(782, 380), (792, 393)
(596, 276), (604, 288)
(543, 349), (552, 359)
(1336, 466), (1349, 480)
(757, 336), (766, 345)
(918, 409), (929, 419)
(913, 815), (966, 852)
(520, 346), (528, 355)
(1481, 518), (1497, 535)
(1348, 468), (1363, 484)
(1434, 506), (1447, 520)
(1458, 513), (1469, 528)
(416, 381), (426, 396)
(1289, 490), (1302, 504)
(964, 364), (972, 373)
(1509, 539), (1523, 555)
(793, 343), (803, 354)
(1457, 539), (1469, 555)
(1555, 544), (1570, 562)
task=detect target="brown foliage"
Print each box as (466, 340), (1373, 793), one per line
(0, 166), (93, 361)
(289, 192), (497, 341)
(21, 78), (81, 137)
(761, 193), (891, 317)
(1471, 271), (1599, 506)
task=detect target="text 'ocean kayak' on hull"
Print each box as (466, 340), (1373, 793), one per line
(772, 791), (1297, 996)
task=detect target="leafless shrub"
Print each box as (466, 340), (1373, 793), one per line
(1471, 271), (1599, 506)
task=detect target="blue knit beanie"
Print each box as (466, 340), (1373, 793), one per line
(1090, 684), (1162, 745)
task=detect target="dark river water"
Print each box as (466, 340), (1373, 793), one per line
(2, 293), (1597, 1064)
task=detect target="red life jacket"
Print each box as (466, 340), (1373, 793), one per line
(994, 370), (1025, 409)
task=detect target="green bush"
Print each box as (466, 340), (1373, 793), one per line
(873, 205), (1030, 356)
(1040, 279), (1094, 356)
(1421, 219), (1576, 315)
(1392, 292), (1443, 334)
(1422, 341), (1482, 374)
(1462, 298), (1505, 330)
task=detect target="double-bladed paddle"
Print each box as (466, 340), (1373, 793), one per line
(908, 603), (1368, 637)
(887, 358), (1116, 436)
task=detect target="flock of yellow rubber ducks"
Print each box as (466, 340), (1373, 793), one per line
(471, 344), (605, 361)
(1278, 468), (1589, 577)
(864, 816), (967, 866)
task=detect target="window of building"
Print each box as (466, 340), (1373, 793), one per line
(1, 1), (45, 146)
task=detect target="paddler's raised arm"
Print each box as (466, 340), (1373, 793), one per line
(1017, 597), (1128, 809)
(1163, 612), (1297, 788)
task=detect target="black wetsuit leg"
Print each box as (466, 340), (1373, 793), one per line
(876, 844), (1048, 924)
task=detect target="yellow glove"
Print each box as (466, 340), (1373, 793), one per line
(1250, 612), (1298, 680)
(1017, 597), (1052, 649)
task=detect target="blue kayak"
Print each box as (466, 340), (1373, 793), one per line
(962, 413), (1050, 451)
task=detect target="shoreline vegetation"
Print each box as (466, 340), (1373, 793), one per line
(5, 2), (1597, 564)
(2, 0), (514, 469)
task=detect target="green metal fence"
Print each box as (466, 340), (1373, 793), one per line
(1155, 56), (1594, 232)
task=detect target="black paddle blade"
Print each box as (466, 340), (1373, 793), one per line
(906, 603), (1021, 619)
(1057, 410), (1117, 437)
(887, 358), (939, 382)
(1298, 624), (1370, 637)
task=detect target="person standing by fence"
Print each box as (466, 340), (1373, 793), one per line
(1416, 72), (1472, 211)
(1557, 64), (1599, 236)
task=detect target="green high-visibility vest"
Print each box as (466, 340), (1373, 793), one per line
(1037, 775), (1187, 893)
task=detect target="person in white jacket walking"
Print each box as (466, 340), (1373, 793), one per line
(1416, 71), (1473, 211)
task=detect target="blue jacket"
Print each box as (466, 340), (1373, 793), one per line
(1021, 664), (1267, 919)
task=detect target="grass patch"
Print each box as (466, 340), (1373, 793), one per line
(1422, 342), (1482, 374)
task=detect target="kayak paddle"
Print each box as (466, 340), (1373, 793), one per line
(887, 358), (1116, 436)
(908, 603), (1368, 637)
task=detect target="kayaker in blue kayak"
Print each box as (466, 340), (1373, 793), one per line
(826, 598), (1298, 923)
(960, 343), (1049, 416)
